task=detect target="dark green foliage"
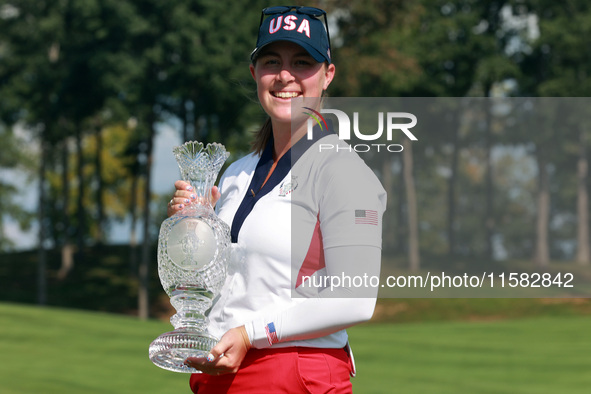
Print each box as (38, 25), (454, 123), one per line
(1, 0), (591, 312)
(0, 245), (163, 314)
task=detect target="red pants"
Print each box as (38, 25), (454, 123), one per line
(189, 347), (353, 393)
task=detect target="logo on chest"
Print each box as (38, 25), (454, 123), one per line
(279, 176), (298, 197)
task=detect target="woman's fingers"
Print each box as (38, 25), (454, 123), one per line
(211, 186), (221, 207)
(174, 180), (192, 191)
(167, 182), (221, 218)
(184, 326), (250, 375)
(166, 182), (196, 217)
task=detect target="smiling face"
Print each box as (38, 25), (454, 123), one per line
(250, 41), (335, 127)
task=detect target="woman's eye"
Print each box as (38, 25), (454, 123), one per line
(295, 58), (315, 66)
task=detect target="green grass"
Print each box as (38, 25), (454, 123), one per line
(0, 302), (188, 394)
(349, 317), (591, 393)
(1, 302), (590, 393)
(371, 298), (591, 324)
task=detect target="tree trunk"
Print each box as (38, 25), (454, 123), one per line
(381, 156), (394, 254)
(37, 138), (48, 306)
(58, 138), (74, 280)
(395, 154), (406, 255)
(447, 115), (459, 257)
(138, 119), (155, 320)
(129, 166), (139, 275)
(534, 154), (550, 267)
(75, 125), (85, 254)
(484, 98), (494, 261)
(95, 124), (105, 245)
(403, 139), (420, 272)
(181, 98), (189, 142)
(576, 130), (590, 265)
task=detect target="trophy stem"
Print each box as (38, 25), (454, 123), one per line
(169, 286), (213, 331)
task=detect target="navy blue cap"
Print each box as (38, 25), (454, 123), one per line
(251, 11), (331, 64)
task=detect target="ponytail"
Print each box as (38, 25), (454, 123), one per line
(251, 117), (272, 155)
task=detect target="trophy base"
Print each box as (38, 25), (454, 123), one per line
(149, 329), (219, 373)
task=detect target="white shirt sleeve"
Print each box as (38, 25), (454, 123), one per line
(246, 244), (381, 348)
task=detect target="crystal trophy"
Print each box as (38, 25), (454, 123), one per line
(149, 141), (231, 373)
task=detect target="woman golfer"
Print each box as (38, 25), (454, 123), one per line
(167, 5), (386, 393)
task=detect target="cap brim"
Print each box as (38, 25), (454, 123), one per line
(251, 38), (328, 64)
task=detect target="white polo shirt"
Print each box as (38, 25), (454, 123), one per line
(208, 130), (386, 349)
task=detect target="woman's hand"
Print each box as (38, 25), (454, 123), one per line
(184, 326), (251, 375)
(167, 180), (221, 217)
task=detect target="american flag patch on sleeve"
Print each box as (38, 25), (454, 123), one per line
(355, 209), (378, 225)
(265, 322), (279, 345)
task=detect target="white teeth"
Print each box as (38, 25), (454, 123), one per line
(274, 91), (299, 98)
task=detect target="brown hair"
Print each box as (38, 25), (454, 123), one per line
(251, 117), (272, 155)
(250, 53), (272, 155)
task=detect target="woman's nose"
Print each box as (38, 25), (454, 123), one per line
(277, 67), (295, 83)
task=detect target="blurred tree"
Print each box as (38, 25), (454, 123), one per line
(331, 0), (521, 268)
(0, 124), (34, 250)
(127, 0), (267, 319)
(1, 0), (271, 314)
(160, 0), (264, 146)
(515, 0), (591, 266)
(412, 0), (521, 261)
(534, 1), (591, 265)
(331, 0), (423, 270)
(1, 0), (147, 277)
(471, 2), (520, 260)
(0, 6), (34, 250)
(1, 0), (67, 304)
